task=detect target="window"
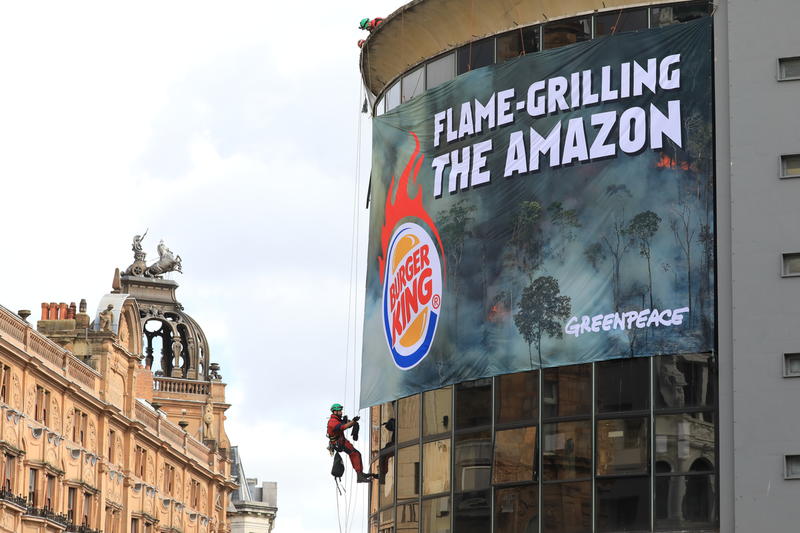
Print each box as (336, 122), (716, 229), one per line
(421, 496), (450, 532)
(597, 358), (649, 413)
(596, 418), (649, 475)
(493, 427), (537, 484)
(28, 468), (38, 505)
(542, 481), (591, 532)
(385, 82), (401, 112)
(164, 464), (176, 495)
(380, 451), (395, 508)
(45, 474), (55, 509)
(455, 378), (491, 428)
(67, 487), (77, 522)
(397, 395), (420, 444)
(422, 387), (451, 436)
(543, 420), (592, 481)
(397, 445), (419, 499)
(782, 252), (800, 277)
(108, 429), (116, 463)
(655, 413), (715, 473)
(0, 365), (10, 403)
(496, 371), (538, 424)
(495, 485), (538, 533)
(426, 53), (455, 90)
(778, 57), (800, 81)
(83, 492), (92, 526)
(73, 408), (88, 446)
(784, 353), (800, 377)
(131, 518), (140, 533)
(422, 439), (450, 496)
(596, 476), (650, 531)
(401, 67), (425, 103)
(457, 37), (495, 74)
(454, 430), (491, 493)
(397, 500), (419, 532)
(381, 401), (396, 449)
(34, 385), (50, 424)
(651, 1), (710, 27)
(543, 17), (591, 50)
(780, 154), (800, 178)
(2, 453), (16, 492)
(786, 455), (800, 479)
(595, 8), (648, 37)
(543, 365), (591, 417)
(496, 27), (540, 63)
(134, 446), (147, 478)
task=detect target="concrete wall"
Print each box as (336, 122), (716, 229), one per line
(723, 0), (800, 530)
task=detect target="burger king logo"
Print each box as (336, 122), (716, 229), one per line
(383, 222), (443, 369)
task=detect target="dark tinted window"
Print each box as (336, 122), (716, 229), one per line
(597, 358), (649, 413)
(654, 474), (717, 528)
(651, 1), (710, 27)
(596, 476), (650, 532)
(454, 430), (492, 492)
(495, 485), (538, 533)
(457, 37), (495, 74)
(455, 378), (492, 427)
(453, 490), (491, 532)
(542, 481), (591, 533)
(595, 8), (648, 37)
(543, 421), (592, 481)
(543, 17), (591, 50)
(496, 26), (540, 63)
(543, 365), (591, 418)
(654, 353), (715, 409)
(496, 370), (538, 424)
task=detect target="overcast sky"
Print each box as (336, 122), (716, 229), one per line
(0, 2), (401, 531)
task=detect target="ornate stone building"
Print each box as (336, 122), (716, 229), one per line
(0, 238), (235, 533)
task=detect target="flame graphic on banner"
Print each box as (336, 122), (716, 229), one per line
(378, 132), (446, 283)
(655, 153), (693, 171)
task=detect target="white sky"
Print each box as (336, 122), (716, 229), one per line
(0, 2), (401, 531)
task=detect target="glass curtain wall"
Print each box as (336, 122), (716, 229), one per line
(367, 353), (718, 533)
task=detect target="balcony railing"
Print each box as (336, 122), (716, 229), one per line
(153, 377), (210, 395)
(24, 504), (71, 526)
(0, 488), (27, 508)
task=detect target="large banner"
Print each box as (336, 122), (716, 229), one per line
(361, 18), (714, 408)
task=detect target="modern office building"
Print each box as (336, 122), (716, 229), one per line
(359, 1), (800, 532)
(0, 240), (235, 533)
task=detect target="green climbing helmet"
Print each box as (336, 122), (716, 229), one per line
(359, 18), (370, 29)
(331, 403), (344, 412)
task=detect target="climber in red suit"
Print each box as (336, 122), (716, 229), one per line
(327, 403), (375, 483)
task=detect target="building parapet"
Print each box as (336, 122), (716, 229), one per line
(0, 304), (100, 391)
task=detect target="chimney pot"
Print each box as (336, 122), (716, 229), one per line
(41, 303), (49, 320)
(48, 302), (58, 320)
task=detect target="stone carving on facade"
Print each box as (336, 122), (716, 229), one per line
(119, 316), (131, 346)
(25, 385), (35, 413)
(203, 401), (214, 440)
(11, 372), (20, 409)
(115, 435), (124, 466)
(50, 397), (61, 432)
(147, 454), (155, 483)
(145, 240), (183, 277)
(65, 407), (74, 440)
(88, 418), (97, 451)
(99, 304), (115, 332)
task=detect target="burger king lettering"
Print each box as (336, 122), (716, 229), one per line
(382, 223), (443, 370)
